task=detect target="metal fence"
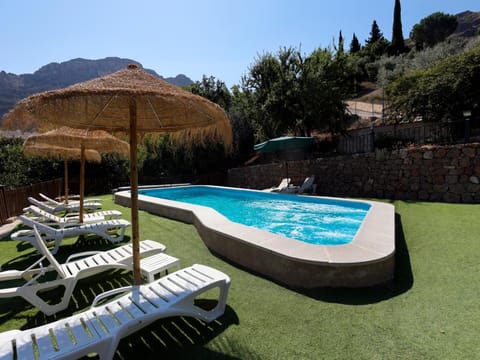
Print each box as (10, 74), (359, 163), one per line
(337, 117), (480, 154)
(0, 178), (62, 224)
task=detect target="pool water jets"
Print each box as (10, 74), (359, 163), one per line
(139, 186), (371, 246)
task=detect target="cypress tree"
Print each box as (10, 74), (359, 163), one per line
(338, 30), (344, 55)
(390, 0), (406, 55)
(350, 33), (361, 53)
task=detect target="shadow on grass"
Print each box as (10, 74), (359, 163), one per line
(11, 233), (131, 256)
(112, 306), (241, 360)
(300, 213), (414, 304)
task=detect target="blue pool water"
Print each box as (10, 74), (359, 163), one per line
(139, 186), (370, 245)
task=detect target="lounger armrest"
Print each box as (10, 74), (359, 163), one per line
(23, 206), (33, 213)
(66, 251), (103, 262)
(0, 270), (24, 281)
(91, 285), (138, 307)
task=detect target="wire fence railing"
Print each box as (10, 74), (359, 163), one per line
(337, 117), (480, 154)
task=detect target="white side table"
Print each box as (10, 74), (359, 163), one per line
(140, 253), (181, 282)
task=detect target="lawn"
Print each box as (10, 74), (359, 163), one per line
(0, 196), (479, 359)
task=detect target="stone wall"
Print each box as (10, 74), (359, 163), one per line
(227, 143), (480, 203)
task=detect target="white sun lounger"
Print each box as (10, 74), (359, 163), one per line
(23, 205), (122, 228)
(0, 225), (166, 315)
(11, 215), (131, 254)
(282, 175), (316, 194)
(263, 178), (291, 192)
(39, 192), (103, 206)
(28, 196), (102, 214)
(0, 263), (230, 359)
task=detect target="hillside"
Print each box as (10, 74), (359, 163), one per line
(347, 10), (480, 124)
(0, 57), (193, 122)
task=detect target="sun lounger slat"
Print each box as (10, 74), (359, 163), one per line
(36, 327), (60, 358)
(139, 286), (170, 308)
(102, 302), (132, 325)
(108, 247), (132, 261)
(15, 332), (40, 359)
(51, 324), (78, 353)
(117, 297), (146, 319)
(132, 292), (159, 313)
(147, 282), (179, 302)
(0, 341), (14, 360)
(88, 255), (110, 266)
(92, 310), (122, 335)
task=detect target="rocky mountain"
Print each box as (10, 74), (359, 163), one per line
(0, 57), (193, 122)
(451, 11), (480, 38)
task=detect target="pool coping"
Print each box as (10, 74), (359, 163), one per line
(116, 185), (395, 287)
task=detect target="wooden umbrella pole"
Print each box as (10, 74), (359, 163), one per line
(79, 144), (85, 223)
(64, 159), (69, 204)
(129, 97), (141, 285)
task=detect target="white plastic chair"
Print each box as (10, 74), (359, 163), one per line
(0, 225), (166, 315)
(0, 264), (231, 359)
(11, 215), (131, 254)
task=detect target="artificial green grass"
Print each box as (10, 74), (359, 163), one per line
(0, 196), (479, 359)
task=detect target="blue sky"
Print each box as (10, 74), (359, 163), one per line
(1, 0), (477, 87)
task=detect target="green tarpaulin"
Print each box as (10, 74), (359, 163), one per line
(254, 136), (315, 153)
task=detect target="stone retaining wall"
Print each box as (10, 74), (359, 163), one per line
(227, 143), (480, 203)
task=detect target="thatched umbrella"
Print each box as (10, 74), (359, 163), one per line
(23, 127), (129, 222)
(23, 145), (101, 203)
(7, 64), (232, 284)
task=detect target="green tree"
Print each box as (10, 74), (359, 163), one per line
(349, 33), (361, 54)
(228, 85), (255, 162)
(366, 20), (384, 45)
(299, 49), (350, 135)
(242, 46), (353, 139)
(363, 20), (390, 60)
(187, 75), (232, 111)
(386, 47), (480, 122)
(0, 137), (63, 189)
(390, 0), (406, 55)
(410, 12), (458, 50)
(242, 48), (301, 139)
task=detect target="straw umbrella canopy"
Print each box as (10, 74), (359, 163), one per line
(23, 143), (101, 213)
(23, 127), (129, 222)
(23, 143), (102, 163)
(6, 64), (233, 285)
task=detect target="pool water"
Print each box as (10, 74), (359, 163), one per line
(139, 186), (370, 245)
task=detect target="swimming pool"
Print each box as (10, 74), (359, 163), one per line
(115, 185), (395, 288)
(139, 186), (370, 246)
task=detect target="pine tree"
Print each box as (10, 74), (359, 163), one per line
(364, 20), (390, 59)
(390, 0), (406, 55)
(366, 20), (383, 45)
(349, 33), (361, 53)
